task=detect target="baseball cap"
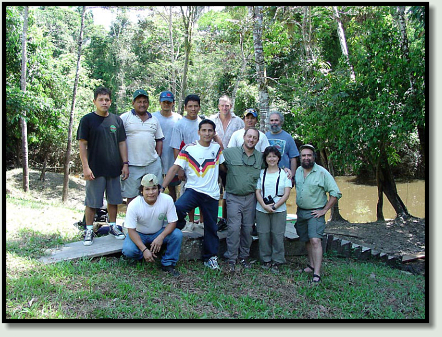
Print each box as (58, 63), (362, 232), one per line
(141, 174), (159, 187)
(243, 108), (258, 118)
(300, 144), (316, 152)
(160, 91), (174, 102)
(133, 89), (149, 101)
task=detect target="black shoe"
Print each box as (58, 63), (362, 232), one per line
(239, 258), (251, 269)
(161, 265), (180, 277)
(217, 218), (228, 232)
(227, 261), (236, 273)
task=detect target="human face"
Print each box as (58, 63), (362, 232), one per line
(93, 94), (111, 115)
(198, 123), (215, 146)
(265, 152), (280, 168)
(132, 96), (149, 115)
(142, 185), (159, 205)
(244, 115), (257, 129)
(218, 99), (231, 116)
(184, 100), (200, 120)
(301, 149), (315, 169)
(269, 114), (282, 134)
(160, 100), (174, 114)
(243, 129), (259, 150)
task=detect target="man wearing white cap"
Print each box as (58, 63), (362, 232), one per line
(122, 174), (182, 277)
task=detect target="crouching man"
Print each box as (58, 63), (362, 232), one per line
(122, 174), (182, 277)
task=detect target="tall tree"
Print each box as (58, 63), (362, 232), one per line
(62, 6), (86, 202)
(332, 6), (355, 81)
(20, 6), (29, 192)
(249, 5), (269, 132)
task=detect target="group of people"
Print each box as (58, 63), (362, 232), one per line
(77, 86), (342, 282)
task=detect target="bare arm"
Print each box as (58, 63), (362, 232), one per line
(156, 139), (163, 157)
(150, 221), (177, 254)
(79, 139), (94, 180)
(127, 228), (157, 263)
(290, 157), (298, 177)
(312, 196), (338, 218)
(162, 164), (181, 190)
(119, 140), (129, 180)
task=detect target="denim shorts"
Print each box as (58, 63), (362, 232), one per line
(295, 208), (326, 242)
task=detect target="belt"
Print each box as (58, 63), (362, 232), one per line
(297, 206), (324, 211)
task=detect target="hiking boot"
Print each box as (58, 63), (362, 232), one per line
(261, 261), (272, 270)
(204, 256), (221, 270)
(239, 258), (251, 269)
(109, 225), (125, 240)
(161, 265), (181, 277)
(83, 229), (94, 246)
(227, 261), (236, 273)
(217, 218), (228, 232)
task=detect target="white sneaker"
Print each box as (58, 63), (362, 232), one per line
(109, 225), (125, 240)
(183, 222), (195, 232)
(195, 222), (204, 229)
(83, 229), (94, 246)
(204, 256), (221, 270)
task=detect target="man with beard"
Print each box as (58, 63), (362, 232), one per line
(220, 128), (263, 272)
(294, 144), (342, 283)
(265, 111), (299, 180)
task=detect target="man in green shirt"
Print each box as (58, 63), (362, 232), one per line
(220, 128), (262, 272)
(294, 144), (342, 283)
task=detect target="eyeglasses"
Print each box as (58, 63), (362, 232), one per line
(242, 152), (256, 167)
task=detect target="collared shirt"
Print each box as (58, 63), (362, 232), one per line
(120, 110), (164, 166)
(209, 112), (244, 148)
(227, 128), (270, 152)
(295, 163), (342, 209)
(223, 146), (263, 195)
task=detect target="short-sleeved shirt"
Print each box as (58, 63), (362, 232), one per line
(152, 111), (182, 173)
(124, 193), (178, 234)
(76, 112), (126, 178)
(209, 113), (244, 148)
(295, 163), (342, 209)
(223, 146), (263, 195)
(169, 117), (201, 150)
(265, 130), (299, 171)
(256, 168), (292, 213)
(174, 141), (225, 200)
(119, 110), (164, 166)
(228, 128), (270, 152)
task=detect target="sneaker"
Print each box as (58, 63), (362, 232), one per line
(161, 265), (181, 277)
(261, 261), (272, 270)
(239, 258), (251, 269)
(227, 261), (236, 273)
(217, 218), (227, 232)
(109, 225), (125, 240)
(183, 222), (195, 232)
(83, 229), (94, 246)
(204, 256), (221, 270)
(195, 222), (204, 229)
(271, 263), (280, 274)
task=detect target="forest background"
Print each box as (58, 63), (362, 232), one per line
(5, 5), (426, 221)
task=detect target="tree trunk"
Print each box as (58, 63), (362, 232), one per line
(169, 6), (177, 106)
(231, 31), (247, 111)
(62, 6), (86, 202)
(320, 149), (348, 222)
(249, 6), (269, 132)
(377, 144), (410, 220)
(20, 6), (29, 192)
(332, 6), (356, 81)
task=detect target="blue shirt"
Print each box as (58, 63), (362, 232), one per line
(265, 130), (299, 171)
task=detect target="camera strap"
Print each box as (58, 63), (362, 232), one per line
(262, 168), (283, 198)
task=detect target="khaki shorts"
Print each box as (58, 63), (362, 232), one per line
(295, 208), (326, 242)
(121, 158), (163, 198)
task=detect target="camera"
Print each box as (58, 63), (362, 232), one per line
(263, 195), (275, 205)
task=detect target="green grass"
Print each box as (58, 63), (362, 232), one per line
(5, 197), (427, 320)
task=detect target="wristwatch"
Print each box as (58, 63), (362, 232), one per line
(123, 161), (129, 165)
(271, 205), (276, 210)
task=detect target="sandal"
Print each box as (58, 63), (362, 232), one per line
(312, 274), (321, 283)
(299, 264), (315, 273)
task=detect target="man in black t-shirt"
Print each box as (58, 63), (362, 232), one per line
(76, 87), (129, 246)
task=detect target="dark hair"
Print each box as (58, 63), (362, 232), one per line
(138, 184), (160, 195)
(94, 86), (112, 100)
(262, 146), (281, 168)
(244, 127), (260, 140)
(184, 94), (200, 107)
(199, 119), (216, 131)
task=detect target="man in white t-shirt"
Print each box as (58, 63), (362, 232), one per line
(228, 108), (270, 152)
(120, 89), (165, 204)
(122, 174), (182, 277)
(152, 91), (182, 201)
(162, 119), (225, 271)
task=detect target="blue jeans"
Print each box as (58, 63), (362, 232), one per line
(175, 188), (219, 261)
(122, 228), (182, 266)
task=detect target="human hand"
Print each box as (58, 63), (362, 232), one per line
(150, 237), (164, 254)
(121, 165), (129, 180)
(83, 167), (95, 181)
(311, 209), (326, 218)
(142, 248), (157, 263)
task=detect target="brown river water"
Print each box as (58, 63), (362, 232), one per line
(285, 176), (426, 223)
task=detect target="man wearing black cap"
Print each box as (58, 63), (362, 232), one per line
(294, 144), (342, 283)
(120, 89), (165, 205)
(153, 91), (182, 201)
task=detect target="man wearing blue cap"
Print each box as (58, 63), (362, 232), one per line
(120, 89), (165, 205)
(153, 91), (182, 201)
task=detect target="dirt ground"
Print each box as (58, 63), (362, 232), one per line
(5, 168), (426, 270)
